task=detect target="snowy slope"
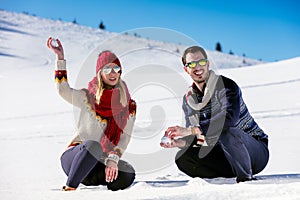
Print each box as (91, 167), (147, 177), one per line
(1, 10), (300, 200)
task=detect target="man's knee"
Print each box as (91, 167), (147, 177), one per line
(221, 127), (241, 135)
(175, 148), (196, 175)
(219, 127), (243, 144)
(175, 149), (188, 166)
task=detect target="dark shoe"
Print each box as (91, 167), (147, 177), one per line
(236, 176), (257, 183)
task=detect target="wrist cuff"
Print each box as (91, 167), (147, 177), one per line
(104, 152), (120, 165)
(196, 134), (207, 146)
(56, 60), (66, 70)
(191, 126), (208, 146)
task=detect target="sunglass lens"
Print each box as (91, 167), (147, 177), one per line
(113, 66), (121, 73)
(188, 62), (197, 68)
(103, 67), (112, 74)
(187, 59), (207, 68)
(199, 59), (207, 66)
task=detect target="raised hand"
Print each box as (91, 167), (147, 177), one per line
(46, 37), (64, 60)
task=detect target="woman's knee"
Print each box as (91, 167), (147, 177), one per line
(83, 140), (103, 160)
(107, 161), (135, 191)
(107, 174), (135, 191)
(118, 160), (135, 174)
(83, 140), (102, 151)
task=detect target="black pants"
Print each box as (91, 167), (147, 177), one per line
(60, 140), (135, 191)
(175, 127), (269, 182)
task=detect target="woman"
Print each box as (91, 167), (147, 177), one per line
(46, 37), (137, 191)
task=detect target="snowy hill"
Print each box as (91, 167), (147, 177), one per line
(1, 10), (300, 200)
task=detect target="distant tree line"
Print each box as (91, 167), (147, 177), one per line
(215, 41), (248, 57)
(20, 10), (252, 60)
(72, 18), (105, 30)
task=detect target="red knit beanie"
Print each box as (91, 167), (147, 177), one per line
(96, 50), (122, 74)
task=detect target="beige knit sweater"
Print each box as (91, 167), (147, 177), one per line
(55, 60), (136, 159)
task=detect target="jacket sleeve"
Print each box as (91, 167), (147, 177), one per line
(200, 78), (241, 136)
(181, 95), (197, 147)
(182, 95), (192, 127)
(55, 60), (86, 107)
(110, 100), (137, 158)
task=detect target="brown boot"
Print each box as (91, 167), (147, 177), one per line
(62, 186), (76, 191)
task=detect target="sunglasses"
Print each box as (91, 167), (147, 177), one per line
(102, 65), (121, 74)
(185, 59), (208, 68)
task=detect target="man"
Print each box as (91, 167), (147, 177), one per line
(161, 46), (269, 182)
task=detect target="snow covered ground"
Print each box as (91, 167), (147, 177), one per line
(1, 10), (300, 200)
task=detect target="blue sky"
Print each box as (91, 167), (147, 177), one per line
(1, 0), (299, 61)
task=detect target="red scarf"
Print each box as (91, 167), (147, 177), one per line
(87, 77), (134, 153)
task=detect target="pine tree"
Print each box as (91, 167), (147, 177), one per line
(99, 21), (105, 30)
(215, 42), (222, 52)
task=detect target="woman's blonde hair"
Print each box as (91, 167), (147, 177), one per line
(95, 70), (128, 107)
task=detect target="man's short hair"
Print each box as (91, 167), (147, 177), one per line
(182, 46), (208, 66)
